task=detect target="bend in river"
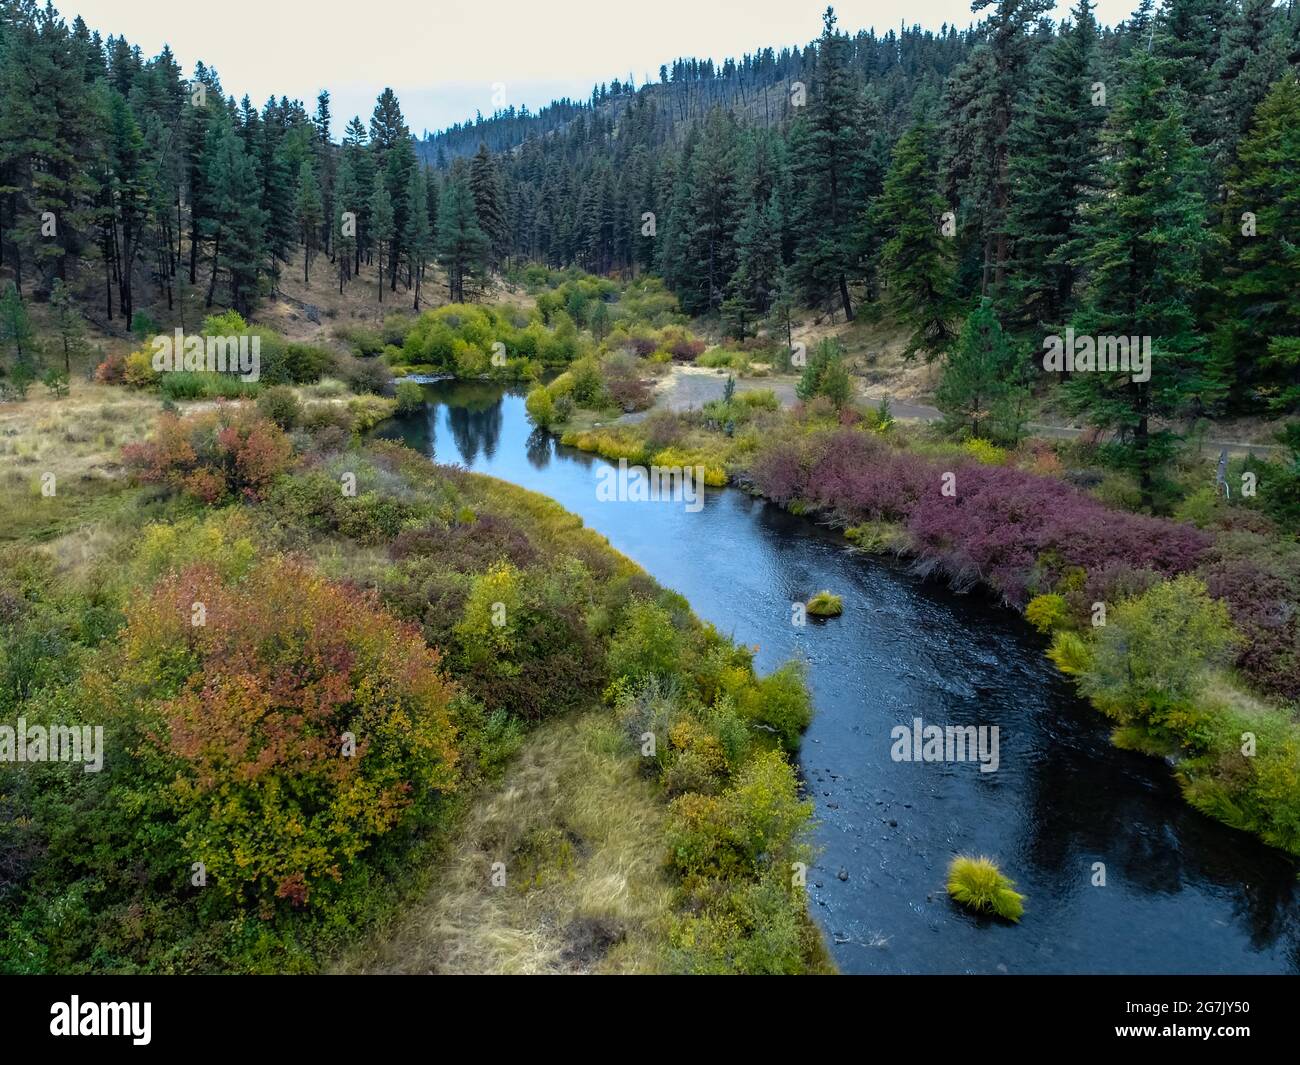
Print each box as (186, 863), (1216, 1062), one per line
(375, 380), (1300, 975)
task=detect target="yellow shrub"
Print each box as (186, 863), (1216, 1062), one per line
(651, 447), (726, 486)
(123, 347), (158, 388)
(1025, 593), (1068, 634)
(347, 395), (398, 432)
(1047, 630), (1093, 675)
(962, 438), (1009, 465)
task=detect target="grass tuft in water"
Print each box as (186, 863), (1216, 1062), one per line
(946, 855), (1025, 922)
(806, 590), (843, 617)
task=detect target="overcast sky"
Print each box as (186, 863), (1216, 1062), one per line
(63, 0), (1142, 137)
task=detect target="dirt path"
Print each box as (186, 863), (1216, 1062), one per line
(619, 366), (1284, 458)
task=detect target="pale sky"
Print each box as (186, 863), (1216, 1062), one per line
(64, 0), (1142, 136)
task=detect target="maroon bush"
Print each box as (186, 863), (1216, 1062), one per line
(799, 430), (929, 523)
(1071, 561), (1161, 621)
(906, 463), (1209, 604)
(748, 441), (810, 505)
(1198, 533), (1300, 699)
(746, 427), (1209, 606)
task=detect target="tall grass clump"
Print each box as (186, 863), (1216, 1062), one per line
(946, 856), (1025, 922)
(806, 590), (843, 617)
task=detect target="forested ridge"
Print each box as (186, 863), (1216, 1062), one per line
(4, 0), (1298, 412)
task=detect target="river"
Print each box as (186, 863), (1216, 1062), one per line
(375, 379), (1300, 974)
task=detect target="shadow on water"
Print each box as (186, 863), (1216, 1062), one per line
(375, 380), (1300, 974)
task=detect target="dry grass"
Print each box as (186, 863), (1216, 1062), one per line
(264, 249), (535, 342)
(0, 383), (165, 540)
(334, 713), (673, 975)
(791, 313), (938, 401)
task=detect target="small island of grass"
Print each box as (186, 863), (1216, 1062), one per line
(946, 856), (1025, 922)
(806, 590), (844, 617)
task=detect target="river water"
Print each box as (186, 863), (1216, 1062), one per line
(376, 380), (1300, 974)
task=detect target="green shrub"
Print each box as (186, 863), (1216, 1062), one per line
(746, 662), (813, 750)
(738, 389), (778, 411)
(395, 380), (424, 414)
(844, 521), (907, 554)
(256, 385), (302, 429)
(1080, 576), (1239, 714)
(335, 323), (386, 356)
(158, 371), (260, 400)
(962, 438), (1009, 465)
(607, 600), (683, 686)
(130, 309), (160, 339)
(284, 342), (335, 383)
(796, 339), (852, 408)
(568, 356), (607, 407)
(525, 384), (556, 428)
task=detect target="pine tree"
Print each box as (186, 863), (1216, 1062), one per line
(725, 197), (782, 338)
(0, 4), (99, 295)
(48, 277), (87, 376)
(936, 296), (1026, 440)
(370, 179), (394, 303)
(1209, 0), (1287, 177)
(343, 115), (373, 277)
(966, 0), (1056, 294)
(656, 136), (694, 294)
(1218, 72), (1300, 411)
(404, 163), (432, 310)
(469, 143), (507, 272)
(436, 172), (489, 303)
(384, 138), (416, 291)
(1155, 0), (1232, 153)
(788, 7), (864, 320)
(296, 159), (323, 283)
(1004, 0), (1104, 335)
(1065, 52), (1218, 509)
(872, 115), (959, 358)
(680, 108), (740, 315)
(104, 88), (150, 325)
(312, 89), (335, 257)
(332, 154), (356, 293)
(259, 125), (296, 272)
(0, 281), (33, 364)
(205, 119), (267, 314)
(767, 263), (797, 356)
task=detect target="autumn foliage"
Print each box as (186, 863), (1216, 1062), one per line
(113, 557), (460, 910)
(123, 404), (293, 503)
(748, 427), (1210, 605)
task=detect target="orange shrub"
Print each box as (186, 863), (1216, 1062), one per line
(112, 558), (461, 910)
(94, 351), (126, 384)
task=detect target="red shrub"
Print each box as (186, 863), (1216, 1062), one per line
(123, 404), (293, 503)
